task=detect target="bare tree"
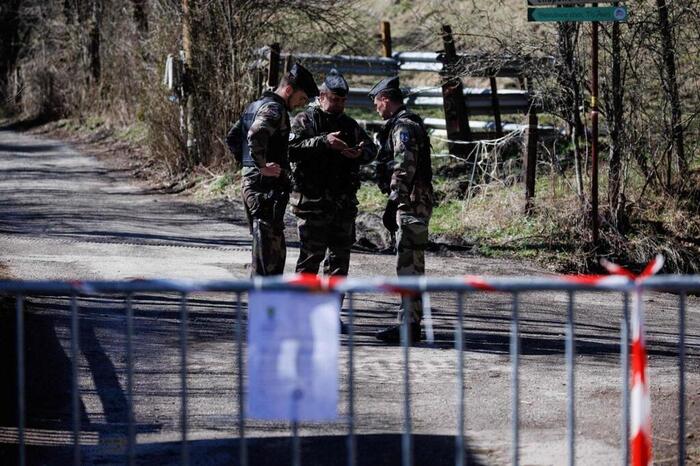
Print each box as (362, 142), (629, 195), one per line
(655, 0), (686, 186)
(0, 0), (24, 110)
(556, 21), (585, 198)
(131, 0), (148, 36)
(606, 19), (625, 229)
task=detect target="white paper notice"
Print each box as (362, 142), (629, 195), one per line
(247, 291), (340, 421)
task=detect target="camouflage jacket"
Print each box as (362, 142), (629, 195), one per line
(241, 91), (291, 192)
(288, 106), (375, 213)
(377, 107), (433, 220)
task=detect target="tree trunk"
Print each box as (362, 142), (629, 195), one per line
(0, 0), (23, 108)
(556, 22), (585, 198)
(131, 0), (148, 36)
(182, 0), (198, 165)
(87, 0), (102, 84)
(608, 19), (625, 229)
(656, 0), (686, 187)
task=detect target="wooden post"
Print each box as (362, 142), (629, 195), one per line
(381, 21), (392, 57)
(489, 76), (503, 138)
(523, 77), (538, 214)
(255, 69), (264, 96)
(439, 25), (471, 159)
(591, 21), (599, 245)
(284, 54), (294, 73)
(267, 43), (281, 90)
(182, 0), (197, 164)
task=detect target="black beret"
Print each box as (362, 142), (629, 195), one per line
(289, 63), (319, 98)
(323, 69), (349, 97)
(368, 75), (400, 100)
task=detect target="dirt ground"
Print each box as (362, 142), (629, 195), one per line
(1, 125), (699, 465)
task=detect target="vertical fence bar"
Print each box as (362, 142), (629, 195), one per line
(455, 292), (465, 466)
(292, 421), (301, 466)
(421, 277), (434, 345)
(511, 292), (520, 466)
(347, 293), (356, 466)
(621, 292), (630, 466)
(678, 292), (686, 466)
(401, 295), (412, 466)
(180, 293), (189, 466)
(236, 292), (248, 466)
(71, 294), (80, 466)
(16, 295), (26, 466)
(126, 294), (135, 466)
(566, 292), (576, 466)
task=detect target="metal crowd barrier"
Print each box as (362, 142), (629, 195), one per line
(2, 274), (697, 466)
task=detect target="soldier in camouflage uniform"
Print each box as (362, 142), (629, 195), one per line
(288, 70), (376, 323)
(227, 63), (319, 276)
(369, 75), (434, 343)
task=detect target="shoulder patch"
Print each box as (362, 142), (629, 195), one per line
(400, 130), (410, 144)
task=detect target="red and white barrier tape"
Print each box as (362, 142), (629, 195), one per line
(603, 255), (664, 466)
(287, 256), (665, 465)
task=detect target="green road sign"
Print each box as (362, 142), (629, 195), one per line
(527, 0), (616, 4)
(527, 6), (628, 22)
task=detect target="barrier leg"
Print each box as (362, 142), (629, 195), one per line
(511, 292), (520, 466)
(566, 291), (576, 466)
(621, 293), (630, 466)
(347, 292), (356, 466)
(236, 292), (248, 466)
(455, 292), (465, 466)
(71, 294), (81, 466)
(180, 293), (189, 466)
(16, 295), (26, 466)
(126, 294), (135, 466)
(401, 295), (412, 466)
(678, 292), (687, 466)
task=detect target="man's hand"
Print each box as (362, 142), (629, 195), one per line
(326, 131), (349, 152)
(382, 198), (399, 233)
(260, 162), (282, 177)
(341, 141), (364, 159)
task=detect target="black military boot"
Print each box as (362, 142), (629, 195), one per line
(375, 322), (422, 344)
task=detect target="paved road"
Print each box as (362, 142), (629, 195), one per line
(0, 129), (698, 465)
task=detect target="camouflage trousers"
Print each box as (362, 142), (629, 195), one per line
(396, 213), (429, 324)
(295, 206), (357, 277)
(242, 186), (288, 276)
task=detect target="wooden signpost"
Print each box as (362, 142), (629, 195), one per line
(528, 2), (628, 246)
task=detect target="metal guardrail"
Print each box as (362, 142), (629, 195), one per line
(3, 274), (696, 466)
(345, 87), (532, 114)
(283, 52), (399, 76)
(274, 50), (550, 77)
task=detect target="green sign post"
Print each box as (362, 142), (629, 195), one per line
(527, 6), (628, 22)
